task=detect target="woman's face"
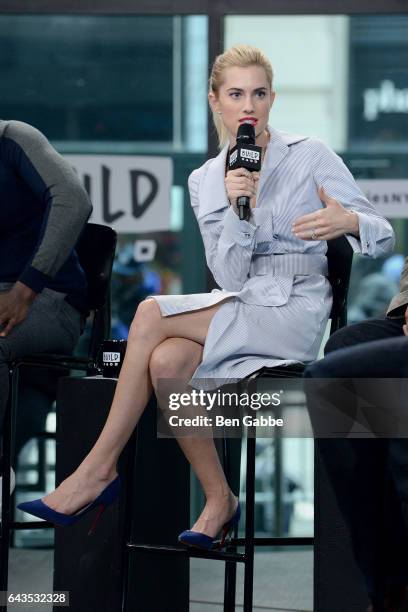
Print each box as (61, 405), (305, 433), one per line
(209, 64), (275, 147)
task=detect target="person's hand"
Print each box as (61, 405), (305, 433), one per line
(403, 305), (408, 336)
(0, 282), (36, 337)
(225, 169), (259, 213)
(292, 186), (360, 241)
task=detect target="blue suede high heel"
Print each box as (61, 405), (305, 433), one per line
(178, 501), (240, 550)
(17, 476), (120, 534)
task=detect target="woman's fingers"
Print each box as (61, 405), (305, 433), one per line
(226, 176), (256, 200)
(225, 169), (259, 208)
(293, 214), (339, 240)
(227, 182), (256, 195)
(228, 168), (253, 178)
(229, 177), (255, 189)
(226, 176), (255, 188)
(294, 228), (342, 241)
(293, 221), (326, 234)
(292, 210), (324, 232)
(226, 169), (256, 186)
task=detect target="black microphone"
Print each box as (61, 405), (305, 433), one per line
(228, 123), (262, 221)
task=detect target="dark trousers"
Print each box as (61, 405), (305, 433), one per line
(305, 317), (408, 595)
(0, 286), (81, 470)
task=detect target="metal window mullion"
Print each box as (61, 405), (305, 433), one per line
(172, 15), (183, 151)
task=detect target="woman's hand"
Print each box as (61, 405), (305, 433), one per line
(404, 306), (408, 336)
(225, 168), (260, 212)
(292, 186), (360, 241)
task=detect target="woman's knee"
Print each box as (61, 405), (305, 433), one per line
(149, 339), (202, 381)
(128, 298), (162, 343)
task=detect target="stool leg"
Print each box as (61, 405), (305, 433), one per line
(223, 433), (241, 611)
(120, 428), (138, 611)
(0, 367), (17, 592)
(222, 437), (238, 612)
(37, 436), (47, 492)
(243, 431), (255, 612)
(371, 445), (388, 612)
(223, 434), (237, 611)
(0, 408), (11, 592)
(224, 559), (237, 611)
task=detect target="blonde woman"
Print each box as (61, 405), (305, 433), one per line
(19, 45), (394, 550)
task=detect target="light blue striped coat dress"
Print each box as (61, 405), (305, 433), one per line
(151, 128), (395, 389)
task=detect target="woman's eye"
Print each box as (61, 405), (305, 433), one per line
(229, 92), (241, 98)
(256, 91), (266, 98)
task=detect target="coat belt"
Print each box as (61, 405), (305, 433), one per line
(249, 253), (328, 277)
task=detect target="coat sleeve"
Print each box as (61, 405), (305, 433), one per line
(310, 139), (395, 258)
(188, 167), (259, 291)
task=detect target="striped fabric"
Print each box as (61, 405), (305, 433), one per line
(149, 128), (395, 389)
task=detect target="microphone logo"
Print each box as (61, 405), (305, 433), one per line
(240, 148), (260, 162)
(229, 149), (238, 165)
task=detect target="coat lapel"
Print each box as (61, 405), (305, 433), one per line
(196, 143), (229, 219)
(257, 127), (308, 201)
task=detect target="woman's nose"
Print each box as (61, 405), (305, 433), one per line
(242, 96), (255, 113)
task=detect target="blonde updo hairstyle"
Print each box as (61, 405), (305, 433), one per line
(209, 45), (274, 148)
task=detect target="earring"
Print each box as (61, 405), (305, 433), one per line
(217, 111), (222, 115)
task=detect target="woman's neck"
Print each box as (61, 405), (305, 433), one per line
(256, 128), (271, 148)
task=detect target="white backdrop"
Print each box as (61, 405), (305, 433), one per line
(65, 154), (173, 233)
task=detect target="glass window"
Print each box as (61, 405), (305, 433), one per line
(0, 15), (208, 152)
(225, 15), (349, 152)
(348, 16), (408, 152)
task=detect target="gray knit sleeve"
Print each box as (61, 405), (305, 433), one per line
(3, 120), (92, 292)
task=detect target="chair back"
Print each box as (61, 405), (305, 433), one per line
(75, 223), (117, 359)
(326, 235), (353, 335)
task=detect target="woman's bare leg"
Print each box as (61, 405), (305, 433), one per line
(42, 298), (232, 517)
(150, 337), (237, 538)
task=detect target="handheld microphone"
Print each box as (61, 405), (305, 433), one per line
(228, 123), (262, 221)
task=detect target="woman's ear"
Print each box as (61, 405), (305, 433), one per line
(208, 91), (219, 114)
(270, 90), (276, 110)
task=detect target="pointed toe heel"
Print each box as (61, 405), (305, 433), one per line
(17, 476), (121, 531)
(178, 530), (214, 550)
(178, 501), (241, 551)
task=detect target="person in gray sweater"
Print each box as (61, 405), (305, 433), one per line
(0, 119), (92, 478)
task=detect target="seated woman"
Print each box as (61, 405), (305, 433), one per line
(18, 44), (395, 550)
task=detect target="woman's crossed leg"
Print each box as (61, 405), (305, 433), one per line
(41, 297), (237, 538)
